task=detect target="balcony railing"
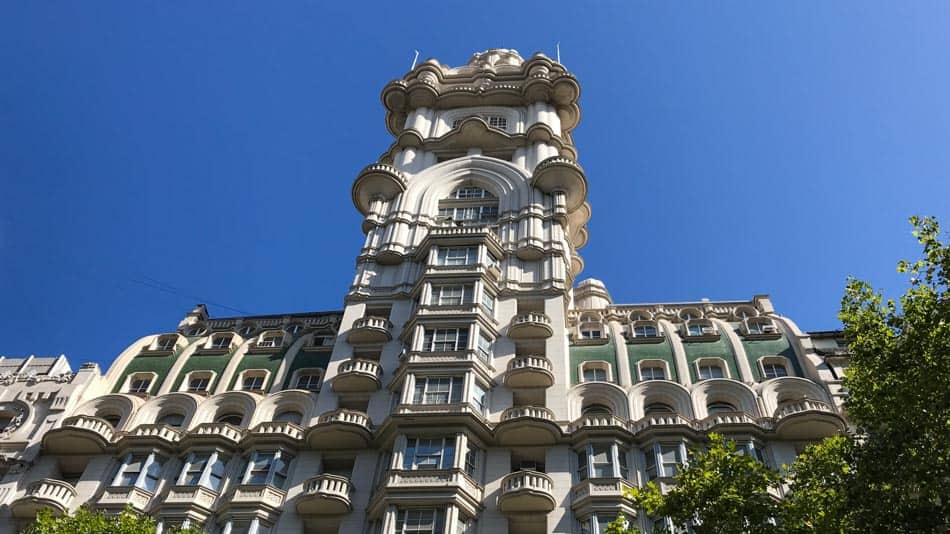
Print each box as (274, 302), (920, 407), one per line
(498, 470), (556, 513)
(97, 485), (153, 511)
(383, 468), (482, 501)
(244, 421), (304, 446)
(507, 312), (554, 339)
(568, 414), (631, 433)
(347, 316), (393, 343)
(308, 409), (373, 449)
(774, 399), (835, 419)
(163, 485), (219, 510)
(10, 479), (77, 518)
(229, 484), (286, 511)
(501, 405), (555, 422)
(296, 474), (353, 515)
(695, 411), (767, 431)
(117, 424), (182, 447)
(60, 415), (115, 441)
(317, 409), (370, 427)
(504, 355), (554, 388)
(333, 359), (383, 392)
(184, 422), (246, 445)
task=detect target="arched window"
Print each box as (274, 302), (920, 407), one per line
(157, 412), (185, 427)
(274, 410), (303, 425)
(582, 403), (613, 415)
(644, 402), (675, 415)
(707, 402), (737, 415)
(216, 413), (243, 426)
(100, 413), (121, 428)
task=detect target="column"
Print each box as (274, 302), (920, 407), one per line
(609, 320), (632, 387)
(660, 320), (691, 387)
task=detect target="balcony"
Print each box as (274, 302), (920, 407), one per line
(347, 316), (393, 344)
(381, 468), (483, 508)
(695, 411), (766, 432)
(306, 409), (372, 449)
(773, 399), (847, 439)
(227, 484), (286, 513)
(180, 422), (245, 449)
(42, 415), (114, 455)
(352, 163), (408, 215)
(296, 474), (353, 515)
(115, 424), (181, 450)
(568, 414), (632, 441)
(504, 355), (554, 388)
(97, 485), (153, 512)
(162, 485), (219, 513)
(332, 359), (383, 393)
(498, 471), (556, 513)
(495, 406), (561, 446)
(10, 479), (76, 518)
(531, 156), (587, 212)
(630, 413), (693, 437)
(242, 421), (304, 449)
(571, 478), (635, 515)
(507, 312), (553, 339)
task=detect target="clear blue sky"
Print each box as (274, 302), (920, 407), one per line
(2, 2), (949, 370)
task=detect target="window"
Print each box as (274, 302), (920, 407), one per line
(422, 328), (469, 352)
(581, 362), (611, 382)
(633, 324), (659, 337)
(396, 508), (446, 534)
(451, 115), (508, 130)
(686, 321), (716, 336)
(210, 334), (232, 349)
(763, 362), (788, 379)
(577, 443), (629, 480)
(640, 365), (666, 381)
(431, 285), (473, 306)
(258, 333), (283, 348)
(403, 437), (456, 470)
(480, 291), (495, 314)
(242, 450), (293, 489)
(238, 326), (255, 337)
(241, 371), (267, 391)
(437, 205), (498, 223)
(582, 403), (613, 415)
(470, 381), (487, 414)
(644, 402), (675, 415)
(464, 442), (481, 477)
(187, 373), (212, 393)
(477, 333), (492, 361)
(413, 376), (464, 404)
(177, 451), (227, 491)
(739, 442), (769, 465)
(216, 413), (244, 426)
(127, 374), (153, 394)
(436, 246), (478, 266)
(580, 328), (602, 339)
(288, 324), (302, 335)
(112, 453), (164, 492)
(157, 413), (184, 427)
(185, 325), (205, 336)
(644, 443), (684, 480)
(274, 410), (303, 425)
(156, 336), (178, 351)
(295, 372), (323, 391)
(312, 335), (334, 346)
(582, 514), (625, 534)
(101, 414), (122, 428)
(698, 363), (725, 380)
(451, 186), (496, 199)
(746, 318), (778, 335)
(706, 402), (738, 415)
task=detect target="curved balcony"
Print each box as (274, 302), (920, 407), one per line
(498, 471), (556, 513)
(568, 414), (632, 441)
(504, 356), (554, 388)
(774, 399), (847, 439)
(352, 163), (408, 215)
(296, 474), (353, 515)
(347, 316), (393, 344)
(306, 409), (372, 449)
(630, 413), (693, 437)
(180, 422), (245, 449)
(10, 479), (76, 519)
(695, 411), (766, 432)
(507, 312), (553, 340)
(495, 406), (561, 446)
(242, 421), (304, 449)
(531, 156), (588, 212)
(42, 415), (114, 455)
(380, 468), (483, 510)
(116, 424), (182, 451)
(332, 359), (383, 393)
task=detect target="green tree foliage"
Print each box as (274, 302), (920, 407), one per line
(628, 433), (782, 534)
(779, 435), (856, 534)
(24, 506), (202, 534)
(603, 514), (641, 534)
(835, 215), (950, 531)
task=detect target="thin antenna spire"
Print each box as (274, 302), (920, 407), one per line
(556, 42), (561, 64)
(411, 50), (420, 70)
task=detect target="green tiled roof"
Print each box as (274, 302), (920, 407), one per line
(741, 332), (804, 379)
(228, 351), (286, 391)
(569, 339), (618, 384)
(281, 350), (332, 389)
(682, 333), (740, 381)
(112, 351), (178, 394)
(627, 339), (678, 382)
(171, 352), (234, 392)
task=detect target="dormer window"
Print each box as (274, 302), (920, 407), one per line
(185, 325), (206, 336)
(580, 361), (612, 383)
(258, 332), (283, 348)
(697, 361), (726, 380)
(579, 328), (602, 339)
(155, 336), (178, 351)
(210, 334), (232, 350)
(640, 365), (666, 381)
(125, 373), (156, 394)
(238, 325), (255, 337)
(763, 362), (788, 379)
(684, 319), (718, 337)
(632, 323), (659, 337)
(184, 371), (214, 393)
(745, 318), (779, 336)
(240, 370), (269, 392)
(294, 370), (324, 391)
(312, 335), (334, 347)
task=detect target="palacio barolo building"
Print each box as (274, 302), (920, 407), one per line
(0, 49), (851, 534)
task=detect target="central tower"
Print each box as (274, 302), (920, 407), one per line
(319, 49), (591, 532)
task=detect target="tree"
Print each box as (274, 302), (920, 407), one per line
(834, 215), (950, 532)
(24, 506), (202, 534)
(604, 514), (642, 534)
(778, 435), (857, 534)
(627, 433), (782, 534)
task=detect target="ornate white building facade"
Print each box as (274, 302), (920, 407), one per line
(0, 49), (848, 534)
